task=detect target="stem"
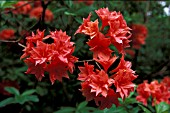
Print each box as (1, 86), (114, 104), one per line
(40, 0), (51, 30)
(95, 61), (102, 70)
(0, 38), (21, 43)
(76, 59), (102, 70)
(18, 42), (26, 48)
(76, 59), (94, 63)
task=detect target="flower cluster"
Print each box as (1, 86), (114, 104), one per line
(29, 6), (54, 22)
(130, 24), (148, 49)
(6, 1), (54, 22)
(75, 8), (137, 109)
(0, 29), (15, 40)
(12, 1), (32, 15)
(136, 76), (170, 106)
(21, 30), (78, 84)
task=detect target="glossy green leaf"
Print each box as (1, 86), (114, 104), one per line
(138, 104), (152, 113)
(4, 87), (20, 96)
(53, 107), (76, 113)
(77, 101), (88, 111)
(21, 89), (36, 96)
(155, 102), (170, 113)
(0, 97), (15, 107)
(64, 11), (76, 16)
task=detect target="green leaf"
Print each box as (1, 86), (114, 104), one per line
(155, 102), (170, 113)
(128, 89), (136, 98)
(104, 105), (128, 113)
(0, 97), (15, 107)
(138, 104), (152, 113)
(21, 89), (36, 96)
(0, 1), (17, 9)
(131, 107), (140, 113)
(0, 1), (6, 7)
(124, 98), (138, 105)
(74, 17), (83, 24)
(36, 86), (48, 96)
(77, 101), (88, 111)
(15, 95), (39, 104)
(4, 87), (20, 96)
(24, 95), (39, 103)
(64, 1), (73, 8)
(53, 7), (68, 14)
(64, 11), (76, 16)
(75, 6), (95, 15)
(25, 105), (31, 111)
(53, 107), (76, 113)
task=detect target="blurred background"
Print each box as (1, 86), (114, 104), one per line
(0, 0), (170, 113)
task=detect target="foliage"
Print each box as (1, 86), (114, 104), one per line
(0, 0), (170, 113)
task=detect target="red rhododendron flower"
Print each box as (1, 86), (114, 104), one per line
(12, 1), (32, 15)
(0, 80), (20, 96)
(89, 70), (114, 97)
(20, 30), (31, 37)
(96, 8), (131, 53)
(161, 76), (170, 90)
(125, 49), (135, 58)
(94, 89), (120, 110)
(29, 7), (54, 22)
(76, 8), (137, 109)
(20, 29), (44, 59)
(136, 80), (150, 106)
(87, 32), (112, 59)
(151, 83), (170, 106)
(130, 24), (148, 49)
(78, 62), (95, 81)
(136, 79), (170, 106)
(76, 8), (132, 54)
(75, 13), (92, 35)
(78, 63), (114, 98)
(111, 56), (137, 99)
(81, 19), (99, 39)
(0, 29), (15, 40)
(24, 57), (46, 81)
(106, 13), (131, 53)
(144, 80), (161, 94)
(95, 7), (110, 30)
(80, 81), (96, 101)
(21, 29), (78, 84)
(94, 54), (117, 72)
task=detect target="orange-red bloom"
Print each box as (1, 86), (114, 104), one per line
(111, 56), (137, 99)
(21, 30), (78, 84)
(125, 49), (135, 58)
(94, 54), (117, 72)
(13, 1), (32, 14)
(161, 76), (170, 90)
(87, 32), (112, 59)
(136, 80), (150, 106)
(136, 79), (170, 106)
(0, 29), (15, 40)
(130, 24), (148, 49)
(78, 63), (114, 98)
(76, 7), (137, 109)
(75, 8), (132, 54)
(29, 7), (54, 22)
(95, 89), (120, 110)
